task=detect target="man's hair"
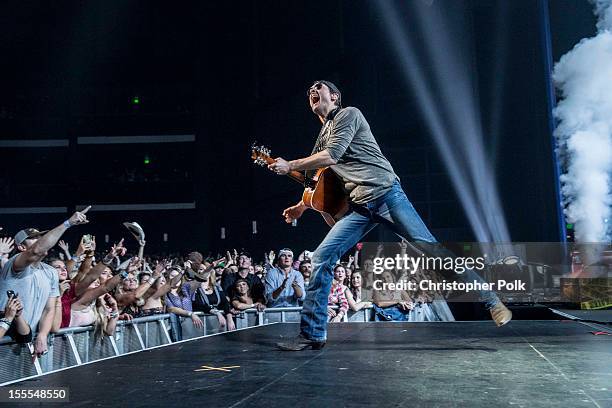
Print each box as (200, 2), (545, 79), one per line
(234, 278), (250, 288)
(299, 259), (311, 267)
(314, 80), (342, 108)
(187, 251), (203, 265)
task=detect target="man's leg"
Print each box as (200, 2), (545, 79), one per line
(299, 211), (376, 342)
(279, 209), (376, 350)
(376, 182), (501, 310)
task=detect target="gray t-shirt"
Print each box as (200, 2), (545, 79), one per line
(311, 107), (398, 204)
(0, 255), (59, 331)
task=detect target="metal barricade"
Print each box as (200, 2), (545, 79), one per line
(0, 312), (222, 385)
(0, 306), (376, 385)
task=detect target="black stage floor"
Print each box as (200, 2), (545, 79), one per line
(10, 321), (612, 407)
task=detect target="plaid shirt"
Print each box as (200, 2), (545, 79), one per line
(328, 283), (348, 315)
(165, 283), (193, 312)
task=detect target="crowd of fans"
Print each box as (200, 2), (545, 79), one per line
(0, 209), (453, 357)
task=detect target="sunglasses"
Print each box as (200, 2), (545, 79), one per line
(306, 82), (323, 96)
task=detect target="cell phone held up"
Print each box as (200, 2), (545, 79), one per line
(6, 290), (18, 299)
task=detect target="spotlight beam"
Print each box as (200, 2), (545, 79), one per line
(375, 0), (512, 246)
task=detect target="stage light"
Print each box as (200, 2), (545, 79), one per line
(144, 155), (151, 165)
(132, 96), (140, 105)
(375, 0), (511, 249)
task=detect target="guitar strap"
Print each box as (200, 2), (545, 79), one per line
(308, 107), (342, 179)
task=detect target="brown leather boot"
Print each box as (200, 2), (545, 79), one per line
(490, 302), (512, 327)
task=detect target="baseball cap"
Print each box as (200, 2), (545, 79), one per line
(312, 80), (342, 107)
(14, 228), (48, 245)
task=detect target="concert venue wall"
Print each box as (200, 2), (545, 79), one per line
(0, 0), (596, 256)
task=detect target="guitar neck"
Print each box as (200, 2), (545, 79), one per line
(263, 157), (306, 184)
(287, 171), (306, 184)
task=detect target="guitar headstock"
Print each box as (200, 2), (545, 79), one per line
(251, 143), (272, 167)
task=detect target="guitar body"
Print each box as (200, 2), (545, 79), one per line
(302, 167), (349, 227)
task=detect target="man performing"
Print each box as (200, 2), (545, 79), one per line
(268, 80), (512, 351)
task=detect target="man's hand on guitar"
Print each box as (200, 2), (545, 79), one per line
(282, 202), (307, 224)
(268, 157), (291, 175)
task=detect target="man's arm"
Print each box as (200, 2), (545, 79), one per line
(75, 240), (126, 297)
(288, 150), (337, 172)
(292, 273), (305, 301)
(150, 271), (182, 300)
(266, 272), (287, 301)
(51, 297), (63, 332)
(270, 108), (360, 176)
(73, 274), (123, 308)
(115, 265), (162, 308)
(33, 297), (57, 357)
(73, 255), (96, 296)
(13, 207), (91, 273)
(269, 150), (336, 175)
(271, 279), (288, 300)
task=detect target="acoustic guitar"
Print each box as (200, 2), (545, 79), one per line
(251, 144), (349, 226)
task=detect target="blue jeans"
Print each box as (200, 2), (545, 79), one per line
(300, 180), (499, 341)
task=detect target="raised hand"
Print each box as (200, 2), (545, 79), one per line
(76, 235), (92, 256)
(0, 237), (14, 256)
(267, 250), (276, 265)
(347, 255), (355, 266)
(153, 260), (166, 278)
(68, 206), (91, 226)
(109, 238), (127, 257)
(127, 257), (142, 273)
(225, 251), (233, 266)
(212, 257), (225, 267)
(58, 240), (70, 255)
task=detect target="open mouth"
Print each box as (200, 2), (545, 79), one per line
(310, 94), (320, 105)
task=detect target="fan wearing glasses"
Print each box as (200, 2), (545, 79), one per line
(268, 80), (512, 351)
